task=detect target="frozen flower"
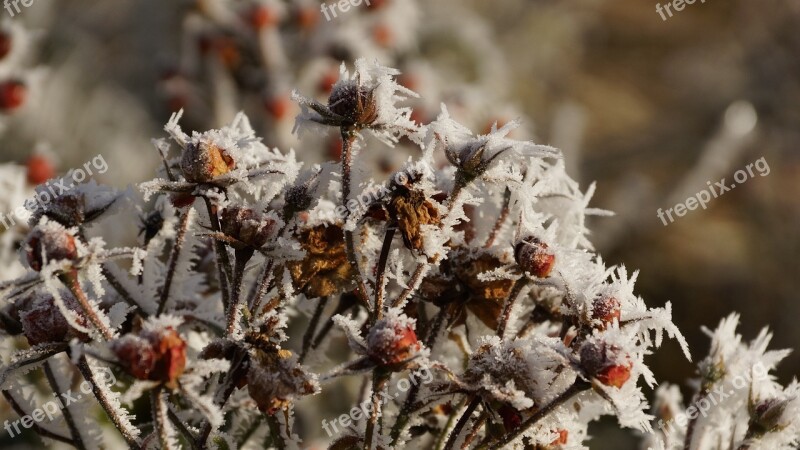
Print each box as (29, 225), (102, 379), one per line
(24, 220), (79, 272)
(246, 348), (319, 415)
(287, 224), (355, 298)
(292, 58), (419, 145)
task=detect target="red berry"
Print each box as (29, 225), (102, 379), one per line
(372, 23), (393, 48)
(514, 237), (555, 278)
(265, 95), (291, 120)
(591, 296), (621, 329)
(0, 32), (12, 60)
(596, 364), (632, 389)
(248, 6), (278, 29)
(317, 70), (339, 94)
(0, 80), (26, 112)
(367, 319), (420, 367)
(550, 429), (569, 446)
(295, 7), (318, 29)
(26, 155), (56, 185)
(112, 327), (187, 387)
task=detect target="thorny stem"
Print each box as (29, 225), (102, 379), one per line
(167, 407), (201, 450)
(480, 379), (591, 450)
(364, 371), (389, 450)
(59, 270), (114, 340)
(158, 208), (192, 315)
(226, 249), (253, 336)
(250, 261), (277, 315)
(76, 355), (141, 448)
(102, 264), (144, 312)
(202, 195), (232, 312)
(391, 262), (430, 309)
(152, 386), (173, 450)
(266, 414), (287, 450)
(374, 226), (396, 321)
(1, 390), (75, 445)
(461, 410), (488, 449)
(340, 128), (371, 306)
(196, 349), (249, 448)
(495, 277), (530, 338)
(684, 387), (712, 450)
(484, 187), (511, 248)
(44, 361), (87, 450)
(443, 395), (481, 450)
(299, 296), (328, 364)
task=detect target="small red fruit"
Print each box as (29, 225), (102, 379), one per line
(592, 296), (621, 329)
(26, 155), (56, 185)
(112, 327), (187, 387)
(367, 318), (420, 367)
(550, 429), (569, 446)
(265, 95), (291, 120)
(25, 226), (79, 272)
(0, 80), (26, 112)
(248, 6), (278, 29)
(579, 341), (633, 389)
(372, 23), (393, 48)
(514, 237), (555, 278)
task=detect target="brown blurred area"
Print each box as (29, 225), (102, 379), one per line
(467, 0), (800, 426)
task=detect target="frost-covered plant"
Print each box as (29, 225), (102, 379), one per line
(0, 57), (797, 450)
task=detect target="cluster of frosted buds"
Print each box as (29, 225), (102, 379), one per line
(366, 315), (421, 369)
(25, 222), (79, 272)
(288, 224), (355, 298)
(514, 236), (556, 278)
(579, 340), (633, 388)
(111, 327), (187, 388)
(180, 141), (236, 183)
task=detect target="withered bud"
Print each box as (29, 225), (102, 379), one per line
(112, 327), (187, 387)
(514, 236), (555, 278)
(750, 397), (792, 434)
(328, 81), (378, 128)
(390, 189), (440, 252)
(247, 348), (319, 415)
(25, 225), (79, 271)
(180, 141), (235, 183)
(446, 141), (509, 184)
(579, 341), (632, 389)
(220, 207), (276, 249)
(20, 291), (88, 345)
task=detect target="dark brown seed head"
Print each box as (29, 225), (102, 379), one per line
(328, 81), (378, 128)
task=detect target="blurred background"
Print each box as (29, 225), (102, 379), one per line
(0, 0), (798, 448)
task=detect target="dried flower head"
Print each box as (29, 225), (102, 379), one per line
(220, 206), (277, 250)
(288, 224), (354, 298)
(246, 348), (319, 415)
(19, 291), (89, 345)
